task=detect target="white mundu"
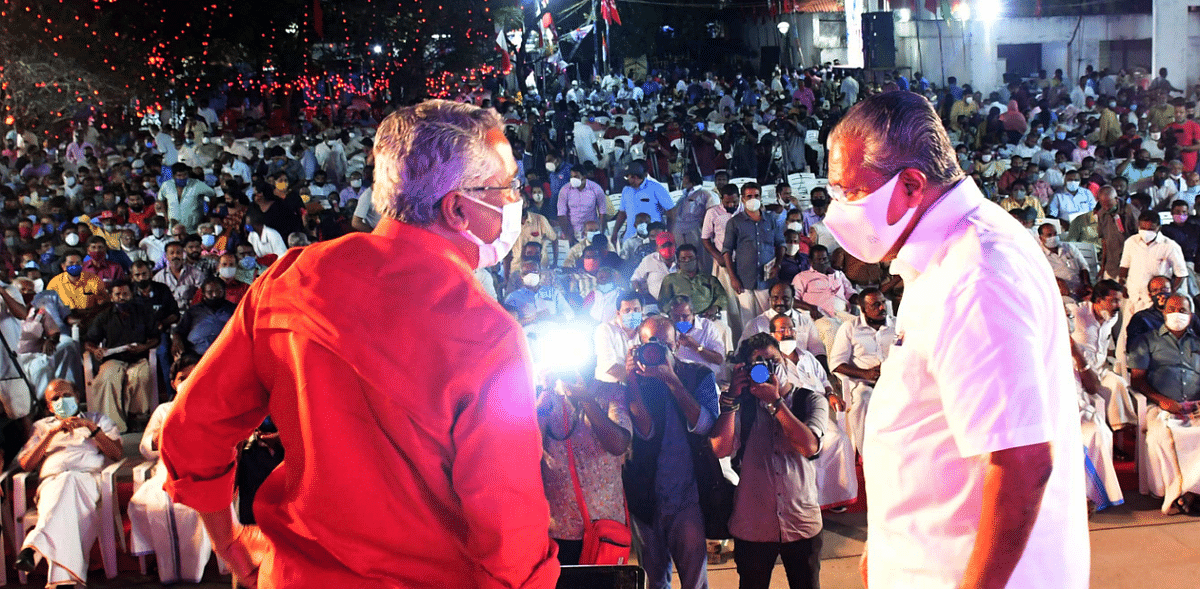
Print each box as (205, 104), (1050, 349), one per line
(1077, 382), (1124, 510)
(866, 181), (1088, 589)
(829, 314), (896, 452)
(128, 401), (215, 583)
(16, 412), (121, 586)
(1071, 300), (1136, 428)
(786, 352), (857, 508)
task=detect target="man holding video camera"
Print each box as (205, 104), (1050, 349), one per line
(711, 333), (828, 589)
(622, 316), (720, 589)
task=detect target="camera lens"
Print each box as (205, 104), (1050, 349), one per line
(749, 362), (772, 385)
(637, 341), (669, 367)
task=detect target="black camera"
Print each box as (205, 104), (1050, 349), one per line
(748, 359), (777, 385)
(635, 340), (670, 367)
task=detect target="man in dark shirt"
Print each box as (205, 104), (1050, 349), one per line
(1126, 275), (1200, 349)
(723, 182), (784, 332)
(173, 278), (236, 356)
(1160, 200), (1200, 265)
(84, 279), (160, 432)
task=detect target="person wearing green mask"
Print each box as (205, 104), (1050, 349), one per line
(14, 379), (123, 583)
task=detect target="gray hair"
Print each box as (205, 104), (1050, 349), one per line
(287, 232), (311, 247)
(372, 100), (504, 225)
(829, 91), (964, 188)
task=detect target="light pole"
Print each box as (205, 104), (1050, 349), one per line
(777, 20), (791, 73)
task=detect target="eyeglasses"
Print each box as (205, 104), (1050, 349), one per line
(461, 178), (522, 195)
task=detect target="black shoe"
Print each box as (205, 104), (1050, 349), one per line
(15, 547), (36, 573)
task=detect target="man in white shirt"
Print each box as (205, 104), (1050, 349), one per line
(631, 232), (678, 302)
(15, 380), (124, 585)
(139, 217), (171, 271)
(826, 92), (1088, 589)
(1047, 170), (1096, 222)
(701, 185), (741, 337)
(1119, 211), (1189, 314)
(792, 245), (855, 321)
(1037, 223), (1090, 298)
(573, 118), (600, 166)
(740, 282), (825, 362)
(1071, 279), (1136, 430)
(828, 288), (895, 453)
(247, 210), (288, 260)
(593, 293), (642, 384)
(664, 295), (726, 375)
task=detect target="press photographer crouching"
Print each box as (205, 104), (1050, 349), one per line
(711, 333), (829, 589)
(622, 315), (721, 589)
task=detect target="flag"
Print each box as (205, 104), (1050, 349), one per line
(540, 12), (558, 47)
(566, 24), (595, 44)
(496, 28), (512, 74)
(313, 0), (324, 39)
(601, 0), (622, 26)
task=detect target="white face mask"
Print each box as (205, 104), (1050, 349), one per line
(213, 224), (224, 236)
(777, 339), (798, 355)
(1042, 235), (1059, 248)
(218, 266), (237, 279)
(522, 272), (542, 288)
(743, 198), (762, 212)
(824, 173), (917, 263)
(1165, 312), (1190, 332)
(569, 177), (583, 189)
(980, 154), (993, 162)
(1065, 180), (1081, 192)
(787, 221), (804, 233)
(1140, 229), (1158, 244)
(786, 243), (801, 256)
(545, 162), (557, 173)
(459, 195), (523, 270)
(350, 179), (362, 188)
(636, 222), (648, 237)
(152, 227), (165, 238)
(65, 177), (76, 187)
(1151, 132), (1161, 141)
(64, 233), (80, 246)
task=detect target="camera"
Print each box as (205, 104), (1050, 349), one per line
(748, 358), (777, 385)
(634, 340), (670, 367)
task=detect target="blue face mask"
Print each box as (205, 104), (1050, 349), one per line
(51, 396), (79, 419)
(175, 178), (188, 188)
(65, 264), (83, 277)
(201, 234), (216, 248)
(1056, 131), (1067, 140)
(675, 320), (693, 334)
(621, 310), (643, 331)
(239, 256), (257, 270)
(597, 282), (616, 294)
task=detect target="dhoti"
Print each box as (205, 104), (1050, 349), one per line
(24, 470), (101, 586)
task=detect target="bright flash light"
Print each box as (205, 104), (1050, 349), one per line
(978, 0), (1001, 22)
(373, 44), (383, 54)
(952, 2), (971, 20)
(527, 322), (594, 376)
(897, 8), (911, 22)
(776, 21), (790, 35)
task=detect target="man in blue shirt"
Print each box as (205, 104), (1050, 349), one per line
(612, 160), (675, 244)
(723, 182), (784, 334)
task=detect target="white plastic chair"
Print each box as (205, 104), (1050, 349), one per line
(1133, 391), (1153, 496)
(11, 459), (126, 584)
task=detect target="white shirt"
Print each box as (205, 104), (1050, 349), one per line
(701, 205), (734, 259)
(675, 316), (725, 374)
(741, 308), (826, 358)
(867, 180), (1088, 588)
(631, 252), (676, 299)
(1070, 301), (1117, 374)
(1040, 240), (1089, 294)
(573, 122), (600, 166)
(139, 234), (171, 270)
(792, 269), (855, 319)
(828, 314), (895, 384)
(593, 321), (636, 383)
(1119, 232), (1188, 310)
(784, 349), (831, 393)
(249, 225), (288, 258)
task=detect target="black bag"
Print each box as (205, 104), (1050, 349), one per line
(234, 422), (284, 525)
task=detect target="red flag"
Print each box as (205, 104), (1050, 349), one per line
(313, 0), (324, 40)
(601, 0), (621, 25)
(496, 29), (512, 74)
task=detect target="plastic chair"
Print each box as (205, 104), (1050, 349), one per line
(1133, 391), (1153, 496)
(11, 459), (126, 584)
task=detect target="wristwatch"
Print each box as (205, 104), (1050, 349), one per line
(763, 397), (785, 416)
(89, 427), (101, 438)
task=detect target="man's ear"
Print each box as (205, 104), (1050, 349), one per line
(439, 191), (470, 232)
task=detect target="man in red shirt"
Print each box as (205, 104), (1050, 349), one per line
(1165, 102), (1200, 172)
(161, 100), (560, 589)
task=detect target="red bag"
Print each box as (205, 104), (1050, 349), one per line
(563, 404), (631, 565)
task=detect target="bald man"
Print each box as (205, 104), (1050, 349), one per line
(15, 379), (123, 585)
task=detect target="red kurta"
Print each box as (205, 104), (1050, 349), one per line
(161, 218), (559, 589)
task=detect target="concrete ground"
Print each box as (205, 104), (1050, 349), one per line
(33, 435), (1196, 588)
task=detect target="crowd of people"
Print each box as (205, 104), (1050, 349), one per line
(0, 56), (1197, 588)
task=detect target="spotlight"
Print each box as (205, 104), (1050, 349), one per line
(777, 21), (790, 35)
(373, 44), (383, 54)
(897, 8), (911, 22)
(978, 0), (1001, 22)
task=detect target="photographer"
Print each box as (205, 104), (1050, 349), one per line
(622, 315), (720, 589)
(537, 374), (632, 565)
(711, 333), (828, 589)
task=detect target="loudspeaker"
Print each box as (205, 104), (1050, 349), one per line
(862, 12), (895, 69)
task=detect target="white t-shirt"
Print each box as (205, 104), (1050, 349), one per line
(1119, 232), (1188, 311)
(866, 180), (1088, 589)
